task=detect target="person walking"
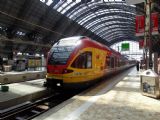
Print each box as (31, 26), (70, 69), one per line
(136, 61), (140, 71)
(0, 56), (3, 71)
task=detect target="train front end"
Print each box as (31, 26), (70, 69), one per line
(46, 37), (82, 88)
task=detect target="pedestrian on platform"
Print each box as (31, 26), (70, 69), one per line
(0, 56), (3, 71)
(136, 61), (140, 72)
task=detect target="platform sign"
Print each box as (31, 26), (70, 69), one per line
(125, 0), (144, 5)
(151, 12), (159, 35)
(121, 43), (129, 51)
(135, 13), (159, 36)
(136, 15), (145, 36)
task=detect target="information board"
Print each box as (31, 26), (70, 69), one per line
(121, 43), (129, 51)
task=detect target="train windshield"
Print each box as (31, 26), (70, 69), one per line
(48, 36), (84, 65)
(48, 46), (75, 65)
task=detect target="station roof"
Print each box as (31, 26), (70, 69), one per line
(0, 0), (159, 55)
(55, 0), (136, 42)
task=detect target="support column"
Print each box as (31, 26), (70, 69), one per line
(144, 0), (152, 69)
(153, 52), (158, 73)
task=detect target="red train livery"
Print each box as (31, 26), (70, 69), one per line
(45, 36), (134, 89)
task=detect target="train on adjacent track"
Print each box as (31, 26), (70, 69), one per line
(45, 36), (135, 89)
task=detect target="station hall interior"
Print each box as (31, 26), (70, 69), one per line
(0, 0), (160, 120)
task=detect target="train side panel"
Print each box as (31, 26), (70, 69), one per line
(62, 47), (108, 84)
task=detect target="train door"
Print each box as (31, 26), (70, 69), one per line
(93, 49), (106, 76)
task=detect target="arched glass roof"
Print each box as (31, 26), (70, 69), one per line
(1, 0), (160, 56)
(40, 0), (137, 45)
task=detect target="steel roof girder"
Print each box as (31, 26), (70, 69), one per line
(100, 31), (134, 39)
(95, 26), (135, 34)
(104, 35), (136, 44)
(99, 30), (135, 40)
(66, 2), (135, 19)
(85, 17), (134, 29)
(90, 22), (134, 32)
(104, 31), (134, 39)
(73, 9), (135, 20)
(101, 32), (133, 42)
(77, 12), (135, 27)
(76, 10), (135, 25)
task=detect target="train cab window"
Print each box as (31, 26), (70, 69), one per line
(48, 46), (75, 65)
(71, 52), (92, 69)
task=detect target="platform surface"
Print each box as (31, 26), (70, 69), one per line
(33, 67), (160, 120)
(0, 79), (47, 109)
(0, 70), (46, 84)
(0, 70), (44, 75)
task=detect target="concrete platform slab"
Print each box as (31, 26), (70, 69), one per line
(33, 67), (160, 120)
(0, 71), (46, 84)
(0, 79), (48, 109)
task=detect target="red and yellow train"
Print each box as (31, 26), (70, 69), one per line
(45, 36), (135, 89)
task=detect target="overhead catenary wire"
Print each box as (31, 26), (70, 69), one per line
(0, 10), (67, 37)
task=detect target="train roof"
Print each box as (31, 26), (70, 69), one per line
(110, 48), (121, 56)
(89, 38), (111, 51)
(53, 36), (86, 47)
(53, 36), (114, 53)
(78, 37), (113, 53)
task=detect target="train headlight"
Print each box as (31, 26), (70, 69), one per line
(57, 83), (61, 86)
(62, 69), (74, 74)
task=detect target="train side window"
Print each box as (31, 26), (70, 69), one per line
(120, 58), (125, 66)
(117, 58), (120, 67)
(115, 57), (117, 67)
(120, 59), (122, 66)
(105, 56), (110, 69)
(110, 57), (114, 68)
(71, 52), (92, 69)
(86, 53), (92, 68)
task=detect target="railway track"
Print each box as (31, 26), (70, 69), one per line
(0, 90), (77, 120)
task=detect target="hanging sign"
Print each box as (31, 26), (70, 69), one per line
(135, 13), (159, 36)
(135, 15), (145, 36)
(121, 43), (129, 51)
(151, 12), (159, 35)
(125, 0), (144, 5)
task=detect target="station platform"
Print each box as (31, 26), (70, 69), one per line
(0, 79), (48, 109)
(33, 67), (160, 120)
(0, 71), (46, 84)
